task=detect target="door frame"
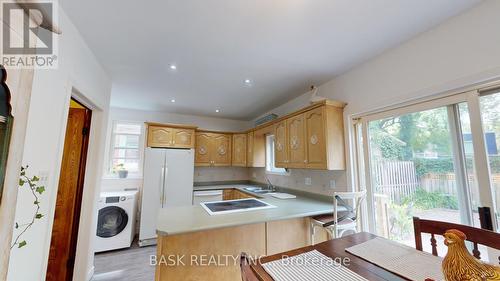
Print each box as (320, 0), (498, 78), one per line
(352, 89), (498, 233)
(47, 98), (92, 281)
(67, 99), (92, 278)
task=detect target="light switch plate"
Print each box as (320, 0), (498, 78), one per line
(305, 177), (312, 185)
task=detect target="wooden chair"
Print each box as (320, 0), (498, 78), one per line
(413, 217), (500, 264)
(310, 190), (366, 244)
(240, 252), (260, 281)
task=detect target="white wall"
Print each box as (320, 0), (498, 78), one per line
(7, 7), (112, 281)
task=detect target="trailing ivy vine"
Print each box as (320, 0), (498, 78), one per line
(11, 166), (45, 249)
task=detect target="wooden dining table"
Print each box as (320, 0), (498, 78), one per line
(250, 232), (412, 281)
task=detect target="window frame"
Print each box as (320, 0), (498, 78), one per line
(107, 120), (144, 178)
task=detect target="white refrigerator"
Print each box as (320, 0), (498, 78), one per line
(139, 148), (194, 246)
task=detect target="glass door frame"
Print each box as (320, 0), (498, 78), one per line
(354, 90), (498, 233)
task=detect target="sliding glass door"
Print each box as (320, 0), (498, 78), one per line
(355, 89), (499, 257)
(479, 91), (500, 230)
(367, 106), (465, 245)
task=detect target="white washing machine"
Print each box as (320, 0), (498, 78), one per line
(95, 191), (137, 253)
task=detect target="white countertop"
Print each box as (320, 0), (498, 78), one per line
(156, 185), (334, 236)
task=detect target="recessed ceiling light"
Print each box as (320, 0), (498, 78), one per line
(215, 109), (220, 113)
(169, 64), (177, 70)
(170, 99), (176, 103)
(244, 79), (252, 86)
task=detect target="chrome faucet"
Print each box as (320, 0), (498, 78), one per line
(266, 177), (276, 192)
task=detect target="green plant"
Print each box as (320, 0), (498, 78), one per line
(388, 202), (414, 241)
(11, 166), (45, 249)
(113, 163), (127, 173)
(403, 188), (458, 210)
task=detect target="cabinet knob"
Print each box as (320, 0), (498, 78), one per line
(304, 160), (307, 163)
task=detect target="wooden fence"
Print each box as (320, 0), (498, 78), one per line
(372, 159), (500, 207)
(372, 160), (419, 203)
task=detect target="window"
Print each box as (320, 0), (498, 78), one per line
(109, 121), (143, 176)
(265, 135), (288, 175)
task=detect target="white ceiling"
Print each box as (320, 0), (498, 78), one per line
(60, 0), (481, 120)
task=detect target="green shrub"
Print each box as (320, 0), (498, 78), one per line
(403, 188), (459, 210)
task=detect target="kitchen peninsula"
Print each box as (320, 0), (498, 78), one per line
(154, 185), (334, 281)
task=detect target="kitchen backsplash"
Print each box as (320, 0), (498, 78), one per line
(194, 167), (250, 182)
(249, 168), (348, 196)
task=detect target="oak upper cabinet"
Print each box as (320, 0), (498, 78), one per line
(248, 129), (267, 168)
(304, 107), (327, 169)
(246, 131), (254, 167)
(274, 120), (288, 167)
(172, 128), (195, 148)
(194, 132), (212, 165)
(304, 104), (345, 170)
(287, 113), (306, 168)
(232, 134), (247, 167)
(212, 134), (232, 166)
(195, 132), (232, 167)
(147, 124), (195, 148)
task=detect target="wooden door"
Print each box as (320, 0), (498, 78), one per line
(232, 134), (247, 167)
(246, 131), (254, 167)
(212, 134), (231, 166)
(287, 114), (306, 168)
(173, 128), (195, 148)
(305, 107), (327, 169)
(274, 120), (288, 167)
(147, 126), (174, 147)
(195, 132), (212, 166)
(47, 105), (91, 281)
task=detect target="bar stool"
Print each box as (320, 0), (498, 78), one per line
(310, 190), (366, 244)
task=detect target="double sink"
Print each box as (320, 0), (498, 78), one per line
(243, 186), (275, 194)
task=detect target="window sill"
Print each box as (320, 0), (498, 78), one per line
(265, 170), (290, 176)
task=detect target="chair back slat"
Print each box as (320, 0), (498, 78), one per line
(472, 243), (481, 259)
(430, 234), (438, 256)
(240, 253), (260, 281)
(413, 217), (500, 264)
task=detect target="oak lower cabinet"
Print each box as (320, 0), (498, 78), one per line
(155, 218), (311, 281)
(195, 132), (232, 166)
(273, 102), (345, 170)
(222, 189), (255, 200)
(231, 134), (247, 166)
(147, 124), (196, 148)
